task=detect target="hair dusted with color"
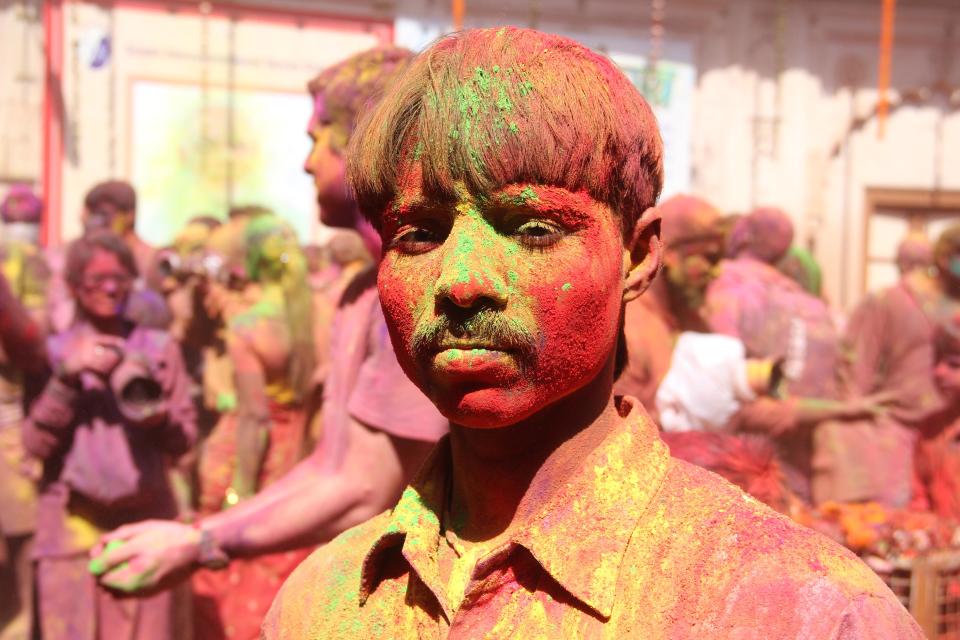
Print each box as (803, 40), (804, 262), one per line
(308, 46), (415, 155)
(935, 223), (960, 264)
(348, 27), (664, 234)
(65, 230), (139, 289)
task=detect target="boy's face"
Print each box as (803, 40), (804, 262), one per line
(378, 173), (633, 428)
(663, 236), (722, 310)
(934, 349), (960, 404)
(74, 249), (133, 319)
(304, 97), (354, 228)
(82, 205), (134, 237)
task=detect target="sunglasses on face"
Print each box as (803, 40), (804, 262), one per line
(81, 273), (134, 289)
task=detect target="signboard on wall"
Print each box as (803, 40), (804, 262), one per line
(610, 53), (695, 200)
(132, 81), (314, 242)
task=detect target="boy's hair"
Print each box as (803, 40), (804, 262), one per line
(727, 207), (794, 264)
(934, 223), (960, 265)
(65, 230), (139, 288)
(348, 27), (664, 235)
(84, 180), (136, 214)
(659, 194), (723, 248)
(308, 46), (414, 155)
(1, 184), (43, 223)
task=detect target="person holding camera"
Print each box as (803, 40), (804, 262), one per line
(22, 230), (196, 640)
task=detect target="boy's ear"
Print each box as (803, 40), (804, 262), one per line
(623, 207), (662, 303)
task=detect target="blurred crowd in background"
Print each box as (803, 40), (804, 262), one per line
(0, 40), (959, 640)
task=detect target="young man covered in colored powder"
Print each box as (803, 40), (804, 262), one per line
(23, 231), (196, 640)
(188, 213), (318, 640)
(703, 207), (863, 503)
(834, 224), (960, 507)
(911, 313), (960, 520)
(89, 47), (447, 613)
(264, 27), (921, 638)
(47, 180), (170, 333)
(613, 193), (724, 417)
(0, 185), (48, 638)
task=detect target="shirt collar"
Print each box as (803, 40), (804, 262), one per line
(358, 397), (671, 621)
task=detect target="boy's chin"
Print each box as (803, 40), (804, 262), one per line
(434, 386), (545, 429)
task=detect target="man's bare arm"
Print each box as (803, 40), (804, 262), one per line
(0, 271), (46, 371)
(228, 327), (272, 501)
(91, 416), (434, 593)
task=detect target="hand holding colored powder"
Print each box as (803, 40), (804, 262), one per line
(88, 539), (127, 576)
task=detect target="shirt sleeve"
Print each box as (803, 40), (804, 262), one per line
(154, 334), (198, 457)
(346, 302), (448, 443)
(828, 593), (924, 640)
(840, 293), (886, 397)
(22, 376), (78, 459)
(704, 276), (744, 339)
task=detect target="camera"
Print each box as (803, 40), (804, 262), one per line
(110, 352), (167, 427)
(157, 250), (225, 282)
(79, 343), (167, 427)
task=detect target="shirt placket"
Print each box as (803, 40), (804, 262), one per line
(447, 545), (541, 639)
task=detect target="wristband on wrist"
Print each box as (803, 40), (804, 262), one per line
(194, 524), (230, 570)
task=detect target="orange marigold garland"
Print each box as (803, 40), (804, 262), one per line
(452, 0), (465, 31)
(877, 0), (896, 138)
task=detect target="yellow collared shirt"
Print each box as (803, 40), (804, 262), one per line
(263, 398), (921, 639)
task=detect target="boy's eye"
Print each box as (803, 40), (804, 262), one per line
(391, 226), (443, 254)
(513, 219), (564, 248)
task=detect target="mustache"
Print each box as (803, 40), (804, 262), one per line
(411, 310), (538, 358)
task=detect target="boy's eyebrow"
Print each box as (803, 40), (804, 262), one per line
(389, 189), (429, 215)
(491, 185), (598, 223)
(383, 184), (601, 227)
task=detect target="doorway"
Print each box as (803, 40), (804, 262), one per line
(863, 188), (960, 294)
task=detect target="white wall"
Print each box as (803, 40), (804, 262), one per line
(5, 0), (959, 309)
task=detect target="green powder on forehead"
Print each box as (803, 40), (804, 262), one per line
(562, 282), (573, 291)
(442, 64), (537, 171)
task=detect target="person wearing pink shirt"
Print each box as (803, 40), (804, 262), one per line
(90, 49), (448, 618)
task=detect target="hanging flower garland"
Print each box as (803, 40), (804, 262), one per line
(877, 0), (896, 139)
(452, 0), (465, 31)
(643, 0), (666, 101)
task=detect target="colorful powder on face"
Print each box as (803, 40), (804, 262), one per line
(377, 177), (627, 427)
(436, 64), (536, 172)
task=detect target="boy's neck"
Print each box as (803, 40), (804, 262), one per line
(445, 357), (620, 545)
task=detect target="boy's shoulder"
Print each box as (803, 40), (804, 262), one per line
(627, 458), (919, 637)
(656, 458), (890, 591)
(262, 510), (393, 638)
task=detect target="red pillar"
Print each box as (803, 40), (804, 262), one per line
(41, 0), (64, 247)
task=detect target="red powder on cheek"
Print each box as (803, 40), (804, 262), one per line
(377, 184), (626, 426)
(522, 202), (623, 400)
